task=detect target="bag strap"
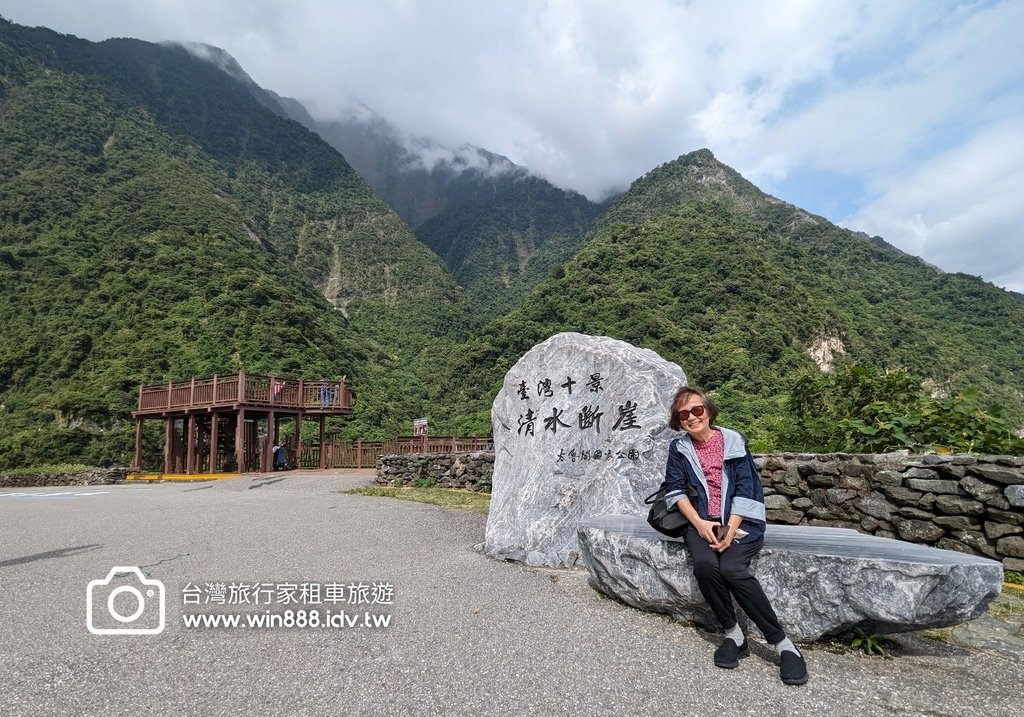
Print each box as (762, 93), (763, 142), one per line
(643, 484), (666, 504)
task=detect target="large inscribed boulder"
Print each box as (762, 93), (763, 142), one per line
(483, 332), (687, 567)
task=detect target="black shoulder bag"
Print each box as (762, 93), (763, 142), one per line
(644, 483), (691, 537)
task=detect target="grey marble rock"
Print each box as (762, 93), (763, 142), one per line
(484, 333), (687, 567)
(856, 491), (897, 520)
(933, 515), (982, 531)
(997, 536), (1024, 558)
(969, 466), (1024, 485)
(891, 516), (946, 542)
(883, 485), (924, 505)
(904, 478), (960, 494)
(1006, 484), (1024, 508)
(934, 494), (985, 516)
(577, 515), (1003, 642)
(902, 467), (938, 480)
(984, 521), (1022, 540)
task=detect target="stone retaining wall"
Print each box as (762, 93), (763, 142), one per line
(0, 467), (128, 488)
(377, 451), (1024, 570)
(375, 452), (495, 491)
(758, 453), (1024, 572)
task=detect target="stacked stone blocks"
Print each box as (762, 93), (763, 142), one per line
(758, 453), (1024, 572)
(0, 468), (127, 488)
(376, 452), (495, 491)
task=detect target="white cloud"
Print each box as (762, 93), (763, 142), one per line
(734, 0), (1024, 179)
(844, 121), (1024, 292)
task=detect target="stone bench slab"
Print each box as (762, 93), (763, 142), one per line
(577, 515), (1003, 642)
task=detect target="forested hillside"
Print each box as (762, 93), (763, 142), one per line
(2, 17), (1022, 467)
(0, 18), (466, 467)
(295, 108), (606, 322)
(438, 150), (1024, 450)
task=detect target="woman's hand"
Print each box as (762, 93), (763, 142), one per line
(673, 499), (721, 546)
(711, 516), (744, 553)
(695, 518), (722, 547)
(711, 529), (734, 553)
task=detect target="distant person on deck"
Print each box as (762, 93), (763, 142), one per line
(663, 386), (808, 686)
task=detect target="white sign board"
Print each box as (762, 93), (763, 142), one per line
(413, 418), (428, 436)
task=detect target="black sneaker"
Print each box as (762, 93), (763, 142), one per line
(779, 650), (808, 685)
(713, 639), (749, 669)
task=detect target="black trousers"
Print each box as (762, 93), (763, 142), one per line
(683, 527), (786, 644)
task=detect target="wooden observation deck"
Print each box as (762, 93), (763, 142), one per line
(131, 371), (353, 475)
(134, 372), (353, 417)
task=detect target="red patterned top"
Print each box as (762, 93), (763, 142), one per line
(693, 429), (724, 517)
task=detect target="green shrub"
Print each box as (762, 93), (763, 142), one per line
(475, 471), (493, 493)
(850, 628), (890, 657)
(784, 364), (1024, 455)
(0, 463), (97, 476)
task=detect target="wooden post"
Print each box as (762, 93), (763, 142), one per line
(357, 439), (363, 469)
(137, 383), (144, 412)
(236, 408), (246, 473)
(132, 419), (144, 470)
(212, 374), (219, 404)
(294, 413), (303, 470)
(167, 380), (173, 409)
(163, 418), (173, 473)
(238, 370), (246, 403)
(318, 416), (326, 470)
(209, 413), (219, 474)
(185, 415), (196, 474)
(269, 375), (275, 407)
(189, 377), (195, 407)
(263, 410), (276, 473)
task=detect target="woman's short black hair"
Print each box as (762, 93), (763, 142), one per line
(668, 386), (719, 430)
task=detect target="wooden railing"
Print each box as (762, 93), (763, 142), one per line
(382, 436), (495, 455)
(300, 436), (494, 469)
(136, 372), (352, 413)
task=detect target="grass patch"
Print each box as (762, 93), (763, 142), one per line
(917, 626), (954, 643)
(988, 588), (1024, 619)
(918, 586), (1024, 645)
(1005, 570), (1024, 586)
(0, 463), (98, 476)
(344, 485), (491, 514)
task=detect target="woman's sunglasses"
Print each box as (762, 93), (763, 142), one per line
(675, 405), (706, 420)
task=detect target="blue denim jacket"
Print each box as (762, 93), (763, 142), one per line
(662, 426), (766, 543)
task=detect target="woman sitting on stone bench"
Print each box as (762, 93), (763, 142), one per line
(664, 387), (808, 686)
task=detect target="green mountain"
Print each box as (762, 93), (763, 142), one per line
(0, 18), (467, 468)
(291, 107), (607, 322)
(440, 150), (1024, 449)
(2, 17), (1021, 466)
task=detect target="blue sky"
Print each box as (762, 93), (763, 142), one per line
(2, 0), (1022, 292)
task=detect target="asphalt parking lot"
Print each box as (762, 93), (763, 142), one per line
(1, 471), (1021, 716)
